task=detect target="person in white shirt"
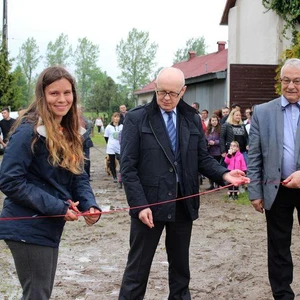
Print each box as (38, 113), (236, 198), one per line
(201, 109), (209, 127)
(104, 112), (123, 182)
(95, 116), (103, 134)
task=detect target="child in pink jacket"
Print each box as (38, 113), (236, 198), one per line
(224, 141), (247, 200)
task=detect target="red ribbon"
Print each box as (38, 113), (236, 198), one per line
(0, 184), (235, 221)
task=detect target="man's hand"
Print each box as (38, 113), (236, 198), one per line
(138, 208), (154, 228)
(251, 199), (264, 213)
(282, 170), (300, 189)
(223, 170), (250, 186)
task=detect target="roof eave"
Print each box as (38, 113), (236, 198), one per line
(220, 0), (237, 25)
(185, 70), (227, 85)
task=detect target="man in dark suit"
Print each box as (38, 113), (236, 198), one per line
(248, 58), (300, 299)
(119, 104), (127, 125)
(118, 67), (249, 299)
(0, 107), (16, 148)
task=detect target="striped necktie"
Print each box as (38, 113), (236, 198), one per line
(166, 111), (176, 152)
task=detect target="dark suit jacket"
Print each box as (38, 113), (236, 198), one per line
(120, 95), (228, 221)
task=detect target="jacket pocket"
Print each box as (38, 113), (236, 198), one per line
(140, 175), (159, 208)
(141, 127), (160, 150)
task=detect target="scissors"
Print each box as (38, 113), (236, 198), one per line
(67, 199), (80, 214)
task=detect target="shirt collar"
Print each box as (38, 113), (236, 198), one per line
(159, 107), (177, 115)
(281, 95), (300, 109)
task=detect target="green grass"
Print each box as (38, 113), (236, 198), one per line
(224, 190), (251, 205)
(91, 133), (106, 147)
(84, 112), (107, 119)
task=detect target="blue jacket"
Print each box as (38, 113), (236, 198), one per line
(121, 96), (228, 221)
(0, 122), (100, 247)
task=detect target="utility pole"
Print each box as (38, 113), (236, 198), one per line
(2, 0), (8, 48)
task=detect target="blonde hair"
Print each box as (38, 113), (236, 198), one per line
(10, 66), (84, 175)
(230, 141), (240, 148)
(226, 109), (243, 125)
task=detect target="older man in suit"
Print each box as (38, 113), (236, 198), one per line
(248, 58), (300, 299)
(118, 67), (249, 300)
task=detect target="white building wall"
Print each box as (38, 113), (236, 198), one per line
(228, 0), (300, 66)
(226, 0), (300, 105)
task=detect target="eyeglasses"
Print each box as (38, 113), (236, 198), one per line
(281, 78), (300, 86)
(156, 88), (183, 99)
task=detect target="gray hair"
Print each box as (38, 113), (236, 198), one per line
(280, 58), (300, 78)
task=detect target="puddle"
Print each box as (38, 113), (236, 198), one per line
(78, 256), (91, 263)
(99, 265), (119, 272)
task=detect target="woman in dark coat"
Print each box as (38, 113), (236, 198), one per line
(220, 108), (249, 164)
(0, 66), (101, 299)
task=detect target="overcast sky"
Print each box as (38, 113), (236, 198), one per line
(1, 0), (228, 82)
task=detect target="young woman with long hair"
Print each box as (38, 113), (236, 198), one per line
(0, 66), (101, 299)
(205, 114), (222, 190)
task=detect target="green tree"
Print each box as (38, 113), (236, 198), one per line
(74, 37), (100, 103)
(45, 33), (72, 67)
(11, 65), (29, 109)
(17, 37), (42, 104)
(173, 36), (207, 63)
(85, 68), (109, 114)
(116, 28), (158, 106)
(0, 42), (21, 110)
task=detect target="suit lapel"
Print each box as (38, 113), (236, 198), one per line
(275, 99), (284, 165)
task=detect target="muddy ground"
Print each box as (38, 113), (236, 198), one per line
(1, 146), (300, 299)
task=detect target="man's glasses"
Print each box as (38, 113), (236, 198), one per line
(156, 88), (183, 99)
(281, 77), (300, 86)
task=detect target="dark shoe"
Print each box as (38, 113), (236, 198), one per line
(118, 182), (123, 189)
(233, 194), (238, 200)
(228, 195), (233, 200)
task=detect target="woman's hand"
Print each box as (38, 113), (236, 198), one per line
(64, 209), (79, 221)
(84, 207), (101, 226)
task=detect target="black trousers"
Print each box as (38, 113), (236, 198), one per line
(119, 201), (192, 300)
(5, 240), (58, 300)
(108, 154), (118, 178)
(265, 185), (300, 300)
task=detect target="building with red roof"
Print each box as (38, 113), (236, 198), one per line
(135, 41), (228, 114)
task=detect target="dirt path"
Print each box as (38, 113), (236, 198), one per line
(1, 146), (300, 299)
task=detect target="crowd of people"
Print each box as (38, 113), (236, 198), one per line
(191, 101), (253, 200)
(1, 58), (300, 299)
